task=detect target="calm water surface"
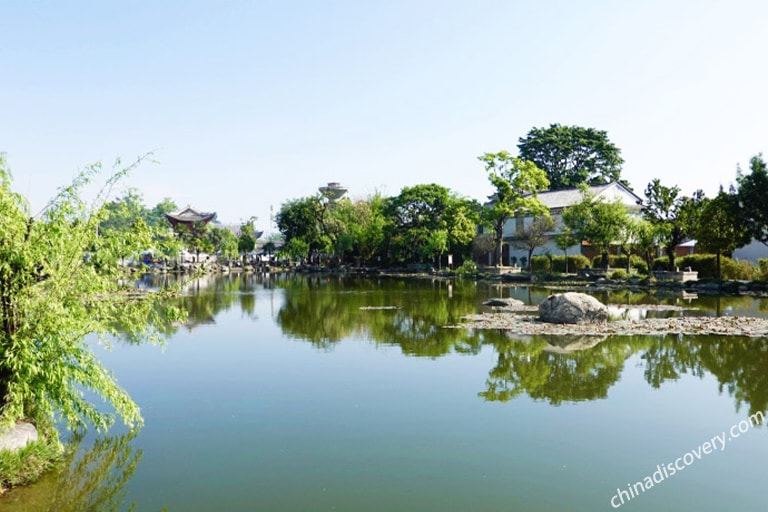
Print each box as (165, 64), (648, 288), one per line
(3, 275), (768, 511)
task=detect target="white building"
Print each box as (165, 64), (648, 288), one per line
(481, 182), (644, 266)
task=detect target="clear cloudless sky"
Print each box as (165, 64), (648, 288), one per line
(2, 0), (767, 234)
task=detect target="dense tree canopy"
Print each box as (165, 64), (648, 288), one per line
(479, 152), (550, 266)
(694, 188), (751, 278)
(643, 179), (703, 271)
(561, 185), (631, 269)
(737, 154), (768, 246)
(384, 184), (478, 266)
(517, 124), (625, 190)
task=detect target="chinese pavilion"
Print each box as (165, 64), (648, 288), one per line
(165, 206), (217, 229)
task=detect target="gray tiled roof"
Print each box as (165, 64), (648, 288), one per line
(521, 182), (642, 210)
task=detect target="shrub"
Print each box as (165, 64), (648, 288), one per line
(610, 269), (628, 280)
(455, 260), (478, 276)
(760, 259), (768, 281)
(653, 256), (670, 271)
(589, 254), (648, 274)
(667, 254), (758, 280)
(722, 258), (758, 281)
(545, 254), (590, 273)
(531, 255), (550, 272)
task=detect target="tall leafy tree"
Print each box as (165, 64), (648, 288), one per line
(444, 197), (482, 263)
(332, 194), (386, 265)
(146, 198), (177, 230)
(383, 184), (450, 264)
(479, 152), (550, 266)
(643, 179), (703, 271)
(562, 185), (631, 269)
(630, 217), (663, 278)
(276, 197), (324, 262)
(517, 124), (625, 190)
(694, 188), (751, 279)
(737, 154), (768, 246)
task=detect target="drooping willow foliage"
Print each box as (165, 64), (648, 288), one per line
(0, 154), (184, 435)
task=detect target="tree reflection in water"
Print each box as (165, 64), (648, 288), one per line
(0, 432), (164, 512)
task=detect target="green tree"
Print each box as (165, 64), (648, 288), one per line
(554, 225), (579, 274)
(175, 220), (212, 258)
(511, 215), (555, 271)
(146, 197), (177, 230)
(737, 154), (768, 246)
(98, 189), (148, 235)
(478, 152), (550, 266)
(631, 217), (662, 277)
(276, 197), (324, 262)
(517, 124), (625, 190)
(0, 155), (184, 440)
(694, 188), (751, 279)
(208, 226), (239, 263)
(643, 179), (703, 271)
(237, 217), (258, 255)
(562, 185), (631, 269)
(444, 197), (482, 263)
(352, 194), (386, 266)
(383, 184), (451, 264)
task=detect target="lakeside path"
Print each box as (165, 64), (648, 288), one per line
(449, 306), (768, 338)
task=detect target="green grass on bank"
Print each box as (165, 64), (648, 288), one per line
(0, 437), (63, 493)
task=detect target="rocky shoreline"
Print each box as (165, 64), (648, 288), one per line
(450, 301), (768, 338)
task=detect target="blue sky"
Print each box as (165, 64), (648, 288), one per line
(3, 0), (767, 233)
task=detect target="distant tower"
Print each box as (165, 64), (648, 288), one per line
(318, 182), (347, 202)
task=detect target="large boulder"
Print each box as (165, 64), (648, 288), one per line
(539, 292), (608, 324)
(0, 422), (38, 452)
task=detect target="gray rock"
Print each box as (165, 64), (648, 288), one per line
(482, 298), (525, 308)
(0, 422), (38, 452)
(539, 292), (608, 324)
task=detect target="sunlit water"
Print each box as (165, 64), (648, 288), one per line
(3, 275), (768, 511)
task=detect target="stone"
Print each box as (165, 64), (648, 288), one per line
(539, 292), (608, 324)
(0, 422), (38, 452)
(482, 298), (525, 308)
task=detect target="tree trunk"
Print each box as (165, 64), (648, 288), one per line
(716, 252), (722, 280)
(666, 245), (677, 271)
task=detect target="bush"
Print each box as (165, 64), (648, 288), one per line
(722, 258), (758, 281)
(589, 254), (648, 274)
(610, 269), (628, 280)
(455, 260), (477, 276)
(657, 254), (758, 280)
(653, 256), (670, 271)
(531, 255), (550, 272)
(760, 259), (768, 281)
(542, 254), (590, 273)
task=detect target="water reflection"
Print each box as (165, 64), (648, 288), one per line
(1, 432), (154, 512)
(265, 276), (768, 416)
(134, 275), (768, 420)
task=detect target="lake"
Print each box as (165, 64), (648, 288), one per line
(3, 274), (768, 511)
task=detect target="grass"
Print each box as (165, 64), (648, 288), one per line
(0, 436), (63, 493)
